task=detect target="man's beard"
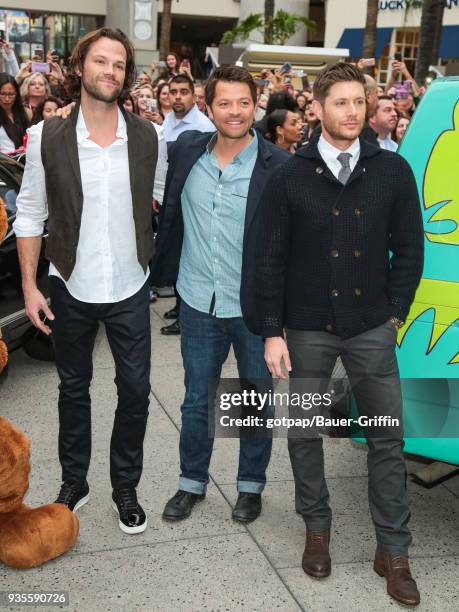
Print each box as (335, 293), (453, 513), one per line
(172, 102), (190, 117)
(323, 120), (363, 142)
(81, 74), (123, 103)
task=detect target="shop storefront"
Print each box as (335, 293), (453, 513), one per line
(325, 0), (459, 83)
(0, 8), (104, 62)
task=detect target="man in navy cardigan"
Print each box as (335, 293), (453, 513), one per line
(248, 63), (424, 606)
(151, 66), (289, 524)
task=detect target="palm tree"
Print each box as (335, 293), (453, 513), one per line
(264, 0), (275, 44)
(159, 0), (172, 60)
(221, 10), (314, 46)
(415, 0), (446, 83)
(362, 0), (379, 76)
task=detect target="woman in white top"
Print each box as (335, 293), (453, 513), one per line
(0, 73), (29, 154)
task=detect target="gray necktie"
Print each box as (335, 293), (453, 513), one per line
(337, 152), (352, 184)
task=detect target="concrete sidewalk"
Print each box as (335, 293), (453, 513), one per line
(1, 298), (458, 611)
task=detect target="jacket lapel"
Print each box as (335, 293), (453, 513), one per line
(243, 137), (272, 243)
(123, 107), (137, 197)
(168, 135), (212, 206)
(66, 101), (83, 193)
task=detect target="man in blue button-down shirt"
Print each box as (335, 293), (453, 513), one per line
(176, 128), (258, 317)
(152, 66), (290, 523)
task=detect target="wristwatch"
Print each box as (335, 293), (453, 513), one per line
(389, 316), (404, 330)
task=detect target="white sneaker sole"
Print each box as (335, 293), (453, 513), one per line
(72, 493), (89, 513)
(111, 500), (147, 534)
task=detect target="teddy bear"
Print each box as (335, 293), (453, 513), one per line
(0, 199), (79, 569)
(0, 416), (79, 568)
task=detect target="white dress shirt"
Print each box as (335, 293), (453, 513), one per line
(151, 121), (167, 204)
(163, 103), (216, 143)
(13, 107), (149, 303)
(317, 135), (361, 180)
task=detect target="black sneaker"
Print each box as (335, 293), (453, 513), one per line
(112, 487), (147, 534)
(55, 480), (89, 512)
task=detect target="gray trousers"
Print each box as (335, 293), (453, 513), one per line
(286, 320), (412, 556)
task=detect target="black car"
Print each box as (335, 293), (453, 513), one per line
(0, 153), (54, 363)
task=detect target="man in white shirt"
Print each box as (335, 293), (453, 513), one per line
(369, 95), (399, 152)
(13, 28), (158, 535)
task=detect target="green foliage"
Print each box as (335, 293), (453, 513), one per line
(221, 10), (315, 46)
(221, 13), (264, 44)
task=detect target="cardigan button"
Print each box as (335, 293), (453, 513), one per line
(331, 249), (339, 258)
(332, 208), (340, 216)
(325, 323), (333, 332)
(316, 166), (324, 174)
(354, 249), (361, 257)
(355, 288), (362, 296)
(331, 289), (339, 297)
(354, 208), (361, 216)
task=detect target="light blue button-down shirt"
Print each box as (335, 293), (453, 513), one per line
(163, 103), (216, 142)
(378, 135), (398, 152)
(177, 131), (258, 318)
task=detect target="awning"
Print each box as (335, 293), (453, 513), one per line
(336, 28), (393, 59)
(440, 25), (459, 58)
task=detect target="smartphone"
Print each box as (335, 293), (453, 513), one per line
(293, 69), (304, 77)
(280, 62), (292, 74)
(159, 60), (166, 68)
(32, 62), (50, 74)
(363, 58), (376, 67)
(146, 98), (157, 112)
(394, 52), (402, 62)
(394, 81), (411, 100)
(0, 31), (5, 42)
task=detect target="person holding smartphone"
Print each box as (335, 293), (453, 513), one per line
(136, 83), (163, 125)
(0, 39), (20, 76)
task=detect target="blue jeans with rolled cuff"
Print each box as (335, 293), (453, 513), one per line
(178, 299), (272, 495)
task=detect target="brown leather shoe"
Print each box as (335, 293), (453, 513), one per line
(374, 550), (420, 606)
(302, 529), (331, 578)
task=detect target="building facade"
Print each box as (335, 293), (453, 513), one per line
(325, 0), (459, 83)
(0, 0), (325, 71)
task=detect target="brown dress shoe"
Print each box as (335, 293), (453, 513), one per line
(374, 550), (420, 606)
(302, 529), (331, 578)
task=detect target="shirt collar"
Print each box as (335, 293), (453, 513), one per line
(76, 106), (127, 144)
(205, 129), (258, 163)
(318, 134), (360, 164)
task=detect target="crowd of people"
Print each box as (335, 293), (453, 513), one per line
(9, 26), (427, 607)
(0, 42), (422, 162)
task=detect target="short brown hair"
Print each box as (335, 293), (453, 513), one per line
(67, 27), (136, 100)
(313, 62), (366, 105)
(205, 66), (257, 107)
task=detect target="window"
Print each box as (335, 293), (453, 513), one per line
(377, 28), (419, 85)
